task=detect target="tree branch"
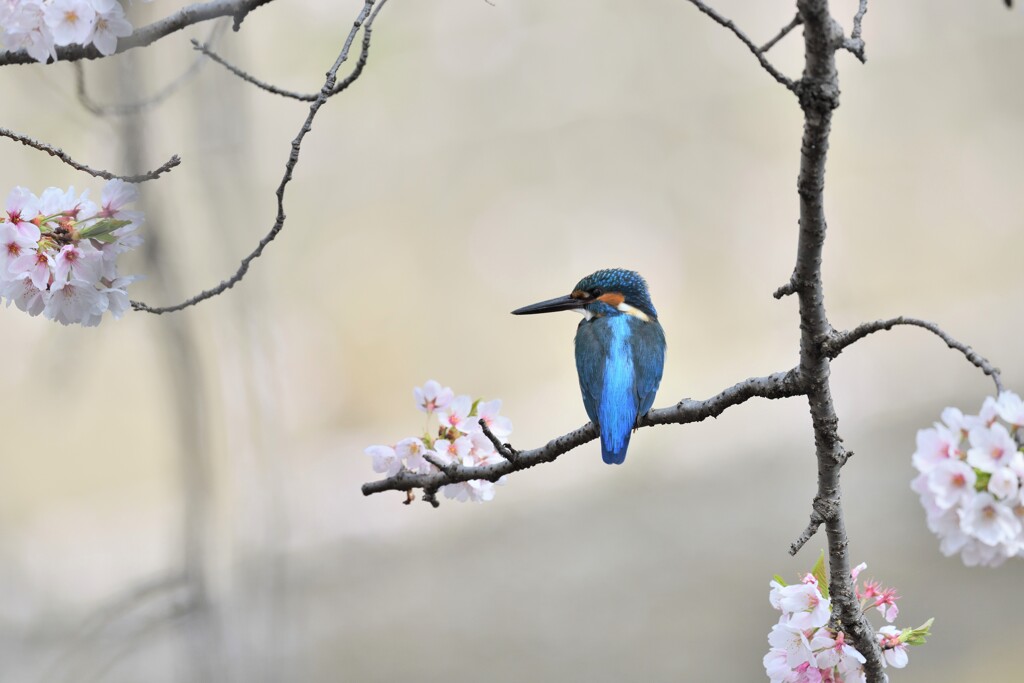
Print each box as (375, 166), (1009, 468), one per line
(789, 0), (884, 677)
(759, 14), (803, 54)
(0, 0), (274, 66)
(684, 0), (797, 91)
(73, 21), (228, 117)
(841, 0), (869, 63)
(0, 126), (180, 182)
(191, 17), (376, 102)
(826, 316), (1003, 393)
(362, 368), (806, 498)
(130, 0), (389, 314)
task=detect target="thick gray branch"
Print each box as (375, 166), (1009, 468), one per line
(790, 0), (884, 678)
(827, 316), (1003, 393)
(362, 368), (805, 498)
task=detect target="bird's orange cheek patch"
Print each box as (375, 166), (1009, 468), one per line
(597, 292), (625, 307)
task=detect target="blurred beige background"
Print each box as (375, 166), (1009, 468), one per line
(1, 0), (1022, 681)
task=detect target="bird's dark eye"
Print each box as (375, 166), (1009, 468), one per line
(590, 288), (603, 297)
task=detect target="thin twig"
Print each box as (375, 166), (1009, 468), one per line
(131, 0), (389, 314)
(842, 0), (868, 63)
(0, 127), (180, 182)
(74, 21), (228, 117)
(826, 316), (1003, 394)
(363, 368), (805, 498)
(0, 0), (275, 66)
(192, 18), (375, 102)
(789, 496), (838, 556)
(684, 0), (797, 91)
(479, 419), (518, 462)
(759, 14), (802, 54)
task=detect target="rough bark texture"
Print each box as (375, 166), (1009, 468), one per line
(791, 0), (885, 678)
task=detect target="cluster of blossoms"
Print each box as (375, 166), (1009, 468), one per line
(0, 0), (133, 62)
(764, 554), (932, 682)
(364, 380), (513, 502)
(911, 391), (1024, 567)
(1, 180), (143, 326)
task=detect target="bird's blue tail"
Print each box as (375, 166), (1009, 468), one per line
(601, 431), (632, 465)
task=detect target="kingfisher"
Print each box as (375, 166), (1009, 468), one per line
(511, 268), (666, 465)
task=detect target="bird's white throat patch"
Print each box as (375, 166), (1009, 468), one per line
(617, 302), (651, 322)
(575, 304), (650, 322)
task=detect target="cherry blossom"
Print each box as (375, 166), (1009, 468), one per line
(0, 180), (144, 326)
(876, 626), (908, 668)
(967, 422), (1018, 472)
(912, 394), (1024, 566)
(365, 445), (401, 476)
(365, 381), (514, 503)
(958, 492), (1020, 547)
(1, 0), (133, 61)
(438, 394), (479, 434)
(413, 379), (454, 414)
(764, 555), (931, 682)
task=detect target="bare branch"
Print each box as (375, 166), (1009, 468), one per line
(851, 0), (868, 43)
(789, 0), (884, 676)
(192, 17), (376, 102)
(73, 21), (228, 117)
(0, 0), (274, 66)
(362, 368), (805, 499)
(759, 14), (802, 54)
(773, 276), (798, 299)
(789, 495), (839, 556)
(840, 0), (868, 63)
(684, 0), (797, 91)
(131, 0), (389, 315)
(479, 419), (519, 462)
(0, 126), (180, 182)
(826, 316), (1003, 393)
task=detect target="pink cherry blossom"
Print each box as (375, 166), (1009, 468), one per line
(4, 186), (41, 241)
(912, 424), (960, 472)
(365, 444), (401, 476)
(1, 273), (47, 316)
(995, 391), (1024, 427)
(966, 423), (1019, 473)
(43, 278), (104, 325)
(88, 0), (131, 55)
(872, 587), (899, 623)
(0, 223), (38, 274)
(927, 459), (977, 510)
(768, 622), (816, 668)
(876, 626), (908, 668)
(958, 492), (1020, 547)
(477, 399), (513, 438)
(414, 379), (454, 414)
(438, 394), (478, 434)
(778, 582), (831, 630)
(396, 437), (431, 474)
(988, 466), (1020, 500)
(44, 0), (96, 46)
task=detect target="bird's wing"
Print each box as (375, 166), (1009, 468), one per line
(631, 318), (666, 417)
(574, 318), (607, 424)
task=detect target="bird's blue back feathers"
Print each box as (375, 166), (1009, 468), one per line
(576, 314), (665, 464)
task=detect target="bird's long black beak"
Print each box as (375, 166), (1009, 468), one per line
(511, 293), (584, 315)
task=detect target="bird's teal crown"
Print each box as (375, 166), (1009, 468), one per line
(573, 268), (658, 320)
